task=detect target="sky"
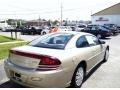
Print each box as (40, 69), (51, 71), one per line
(0, 0), (120, 21)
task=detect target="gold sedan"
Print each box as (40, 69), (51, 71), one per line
(4, 31), (109, 88)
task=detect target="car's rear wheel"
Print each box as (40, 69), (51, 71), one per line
(71, 64), (85, 88)
(103, 49), (109, 62)
(113, 32), (116, 35)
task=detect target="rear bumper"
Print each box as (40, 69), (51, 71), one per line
(4, 60), (70, 88)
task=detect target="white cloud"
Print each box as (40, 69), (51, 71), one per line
(0, 0), (119, 20)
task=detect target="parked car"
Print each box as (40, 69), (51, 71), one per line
(0, 25), (15, 32)
(59, 26), (72, 31)
(15, 26), (28, 32)
(4, 31), (109, 88)
(81, 25), (112, 39)
(86, 24), (99, 29)
(117, 26), (120, 33)
(41, 26), (72, 35)
(41, 27), (50, 35)
(75, 25), (86, 32)
(71, 26), (76, 31)
(20, 27), (35, 35)
(104, 24), (119, 35)
(21, 26), (42, 35)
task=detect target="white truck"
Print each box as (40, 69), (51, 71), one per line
(0, 22), (14, 31)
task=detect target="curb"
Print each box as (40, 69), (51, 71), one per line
(0, 41), (27, 45)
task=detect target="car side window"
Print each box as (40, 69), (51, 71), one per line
(91, 27), (96, 31)
(85, 35), (100, 46)
(92, 36), (100, 45)
(76, 36), (89, 48)
(91, 26), (99, 31)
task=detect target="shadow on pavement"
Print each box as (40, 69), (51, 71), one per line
(0, 80), (26, 88)
(68, 62), (104, 88)
(83, 62), (103, 83)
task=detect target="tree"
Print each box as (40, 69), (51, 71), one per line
(6, 19), (27, 26)
(53, 20), (60, 26)
(47, 20), (52, 26)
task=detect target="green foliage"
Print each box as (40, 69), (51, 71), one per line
(0, 19), (27, 26)
(0, 35), (22, 43)
(0, 42), (27, 59)
(7, 19), (27, 26)
(53, 20), (59, 25)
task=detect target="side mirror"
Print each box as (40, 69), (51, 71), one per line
(100, 40), (105, 44)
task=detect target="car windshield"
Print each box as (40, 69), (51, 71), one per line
(28, 33), (74, 49)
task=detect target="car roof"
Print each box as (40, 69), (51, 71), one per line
(54, 31), (92, 36)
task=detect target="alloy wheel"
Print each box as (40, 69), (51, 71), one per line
(75, 67), (84, 87)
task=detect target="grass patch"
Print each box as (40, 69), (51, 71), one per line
(0, 35), (23, 43)
(0, 42), (27, 60)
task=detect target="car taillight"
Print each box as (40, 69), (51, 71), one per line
(40, 56), (61, 65)
(37, 55), (61, 71)
(10, 49), (61, 71)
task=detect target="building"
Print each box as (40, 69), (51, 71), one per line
(24, 19), (48, 27)
(91, 3), (120, 26)
(63, 20), (91, 26)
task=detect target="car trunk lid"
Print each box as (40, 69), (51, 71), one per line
(9, 46), (62, 70)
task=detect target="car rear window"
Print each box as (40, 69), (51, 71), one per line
(28, 33), (74, 49)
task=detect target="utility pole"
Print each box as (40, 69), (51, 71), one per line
(8, 18), (13, 39)
(60, 1), (63, 26)
(15, 21), (17, 39)
(20, 20), (22, 26)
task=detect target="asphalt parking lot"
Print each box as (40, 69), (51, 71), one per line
(0, 32), (120, 88)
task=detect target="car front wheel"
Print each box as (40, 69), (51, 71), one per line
(71, 64), (85, 88)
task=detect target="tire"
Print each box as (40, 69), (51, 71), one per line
(71, 64), (85, 88)
(102, 36), (106, 39)
(113, 32), (116, 35)
(97, 34), (102, 39)
(42, 32), (46, 35)
(103, 49), (109, 62)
